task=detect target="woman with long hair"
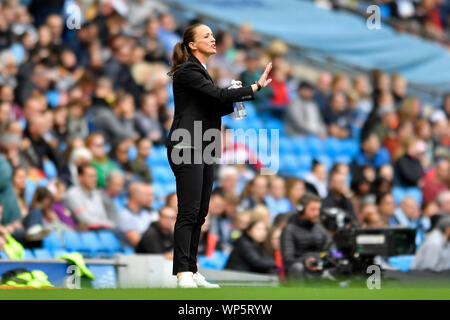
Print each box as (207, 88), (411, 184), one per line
(166, 23), (272, 288)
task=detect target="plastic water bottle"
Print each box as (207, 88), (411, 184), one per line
(231, 79), (247, 120)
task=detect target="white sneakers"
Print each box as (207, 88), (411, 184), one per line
(177, 272), (220, 288)
(25, 225), (52, 242)
(192, 272), (220, 288)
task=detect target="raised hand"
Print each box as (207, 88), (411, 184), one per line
(257, 62), (272, 88)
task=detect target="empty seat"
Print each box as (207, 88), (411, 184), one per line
(79, 231), (103, 257)
(0, 251), (9, 259)
(306, 136), (324, 157)
(42, 231), (63, 252)
(32, 248), (52, 259)
(325, 138), (342, 158)
(62, 231), (83, 252)
(24, 249), (34, 259)
(97, 230), (122, 255)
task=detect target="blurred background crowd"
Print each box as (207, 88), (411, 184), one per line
(0, 0), (449, 277)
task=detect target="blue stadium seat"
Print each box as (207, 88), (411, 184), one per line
(42, 231), (63, 253)
(97, 230), (122, 255)
(53, 249), (69, 259)
(341, 139), (359, 158)
(405, 187), (423, 206)
(291, 137), (308, 156)
(306, 136), (324, 157)
(24, 249), (34, 259)
(392, 187), (406, 205)
(325, 138), (342, 158)
(198, 250), (230, 270)
(297, 154), (313, 171)
(335, 154), (352, 165)
(79, 231), (103, 257)
(128, 146), (137, 161)
(279, 137), (293, 155)
(62, 231), (84, 252)
(0, 251), (9, 259)
(153, 183), (166, 198)
(32, 248), (52, 259)
(281, 154), (298, 173)
(122, 246), (135, 255)
(316, 155), (333, 170)
(389, 255), (414, 272)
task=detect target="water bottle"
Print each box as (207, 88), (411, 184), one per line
(231, 79), (247, 120)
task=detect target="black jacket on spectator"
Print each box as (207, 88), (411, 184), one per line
(225, 233), (277, 274)
(23, 127), (60, 170)
(280, 214), (331, 271)
(135, 221), (174, 254)
(394, 154), (424, 187)
(322, 190), (358, 224)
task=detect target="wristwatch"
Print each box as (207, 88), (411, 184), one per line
(253, 81), (262, 91)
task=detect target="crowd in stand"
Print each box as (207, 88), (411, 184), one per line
(0, 0), (449, 276)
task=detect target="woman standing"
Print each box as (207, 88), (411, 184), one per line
(166, 23), (272, 288)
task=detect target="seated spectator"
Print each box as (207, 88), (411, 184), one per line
(86, 133), (118, 188)
(228, 210), (253, 250)
(374, 164), (394, 196)
(216, 193), (241, 252)
(101, 170), (126, 222)
(377, 192), (398, 226)
(217, 165), (240, 197)
(285, 177), (306, 211)
(64, 164), (115, 230)
(360, 203), (383, 228)
(323, 169), (358, 224)
(225, 219), (278, 274)
(394, 137), (425, 187)
(116, 182), (158, 247)
(22, 114), (60, 171)
(130, 137), (153, 183)
(355, 134), (391, 169)
(313, 72), (332, 115)
(0, 153), (22, 232)
(393, 196), (430, 246)
(431, 190), (450, 230)
(324, 92), (351, 138)
(304, 160), (328, 198)
(135, 206), (176, 258)
(12, 166), (28, 217)
(165, 192), (177, 212)
(48, 180), (77, 230)
(135, 92), (165, 145)
(370, 104), (398, 144)
(284, 81), (327, 138)
(111, 138), (134, 180)
(0, 132), (29, 169)
(67, 99), (89, 140)
(22, 187), (53, 243)
(266, 213), (290, 278)
(411, 216), (450, 272)
(238, 175), (269, 211)
(422, 158), (449, 203)
(197, 215), (222, 257)
(280, 194), (331, 278)
(265, 176), (291, 219)
(351, 165), (377, 219)
(59, 147), (92, 187)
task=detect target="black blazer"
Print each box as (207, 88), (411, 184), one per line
(166, 54), (255, 153)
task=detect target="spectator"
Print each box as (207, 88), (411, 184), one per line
(370, 103), (398, 144)
(64, 163), (115, 230)
(116, 182), (157, 247)
(86, 133), (118, 188)
(135, 205), (176, 258)
(374, 164), (395, 196)
(225, 219), (278, 274)
(239, 175), (268, 211)
(304, 160), (328, 198)
(0, 153), (21, 230)
(393, 196), (430, 246)
(422, 158), (449, 203)
(324, 92), (351, 138)
(265, 176), (291, 219)
(217, 165), (240, 197)
(101, 170), (127, 222)
(284, 81), (327, 137)
(323, 169), (358, 224)
(431, 190), (450, 229)
(23, 187), (53, 243)
(394, 137), (425, 187)
(411, 216), (450, 272)
(12, 166), (28, 218)
(360, 203), (383, 228)
(280, 194), (331, 278)
(313, 71), (332, 115)
(135, 92), (165, 145)
(48, 180), (77, 230)
(130, 137), (153, 183)
(355, 134), (391, 169)
(285, 177), (306, 211)
(67, 99), (89, 140)
(59, 146), (92, 187)
(377, 192), (398, 226)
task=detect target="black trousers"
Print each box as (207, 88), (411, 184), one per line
(167, 146), (216, 275)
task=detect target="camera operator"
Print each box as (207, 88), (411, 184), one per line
(280, 193), (331, 279)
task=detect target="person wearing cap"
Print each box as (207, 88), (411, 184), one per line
(284, 80), (327, 138)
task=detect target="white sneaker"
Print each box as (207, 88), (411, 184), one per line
(177, 272), (197, 288)
(26, 225), (52, 242)
(193, 272), (220, 288)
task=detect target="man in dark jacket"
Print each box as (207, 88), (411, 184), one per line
(135, 206), (176, 257)
(280, 194), (331, 278)
(322, 170), (358, 225)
